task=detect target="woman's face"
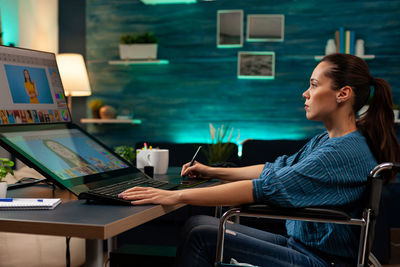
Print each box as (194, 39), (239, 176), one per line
(302, 61), (338, 121)
(47, 141), (78, 161)
(24, 70), (30, 80)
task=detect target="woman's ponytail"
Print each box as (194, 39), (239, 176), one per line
(358, 78), (400, 180)
(322, 54), (400, 183)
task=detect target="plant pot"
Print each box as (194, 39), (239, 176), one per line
(119, 44), (158, 60)
(0, 181), (7, 198)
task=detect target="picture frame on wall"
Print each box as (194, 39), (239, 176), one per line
(237, 51), (275, 80)
(246, 14), (285, 42)
(217, 10), (243, 48)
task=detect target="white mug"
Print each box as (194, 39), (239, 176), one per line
(136, 149), (169, 174)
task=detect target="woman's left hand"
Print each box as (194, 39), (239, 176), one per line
(118, 187), (181, 205)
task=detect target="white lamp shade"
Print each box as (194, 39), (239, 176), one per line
(56, 53), (92, 96)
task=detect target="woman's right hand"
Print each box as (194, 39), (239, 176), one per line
(180, 161), (212, 179)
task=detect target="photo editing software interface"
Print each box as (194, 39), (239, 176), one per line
(0, 47), (129, 179)
(2, 129), (129, 179)
(0, 46), (70, 125)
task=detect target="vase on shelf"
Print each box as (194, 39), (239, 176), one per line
(99, 105), (117, 119)
(394, 109), (399, 121)
(325, 39), (336, 55)
(355, 39), (365, 57)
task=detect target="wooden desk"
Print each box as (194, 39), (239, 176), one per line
(0, 168), (186, 267)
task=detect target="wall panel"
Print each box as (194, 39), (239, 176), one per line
(86, 0), (400, 148)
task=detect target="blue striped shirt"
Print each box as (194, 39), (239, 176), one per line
(252, 130), (377, 259)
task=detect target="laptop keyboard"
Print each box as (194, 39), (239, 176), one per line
(87, 177), (169, 200)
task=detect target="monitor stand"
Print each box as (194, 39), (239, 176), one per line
(7, 177), (47, 190)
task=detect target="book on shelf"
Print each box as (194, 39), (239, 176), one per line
(335, 30), (340, 53)
(345, 30), (351, 54)
(339, 27), (345, 53)
(334, 28), (356, 55)
(350, 31), (355, 55)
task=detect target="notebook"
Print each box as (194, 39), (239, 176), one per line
(0, 46), (179, 205)
(0, 198), (61, 210)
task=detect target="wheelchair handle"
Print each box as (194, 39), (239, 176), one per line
(369, 162), (400, 178)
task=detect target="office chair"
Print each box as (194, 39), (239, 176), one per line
(215, 162), (400, 267)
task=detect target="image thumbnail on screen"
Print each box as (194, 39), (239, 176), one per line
(5, 65), (54, 104)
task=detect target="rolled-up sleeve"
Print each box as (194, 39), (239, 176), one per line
(252, 145), (367, 208)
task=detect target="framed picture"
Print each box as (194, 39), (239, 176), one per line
(237, 51), (275, 80)
(246, 14), (284, 42)
(217, 10), (243, 48)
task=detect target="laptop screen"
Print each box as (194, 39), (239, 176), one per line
(1, 127), (129, 180)
(0, 46), (70, 125)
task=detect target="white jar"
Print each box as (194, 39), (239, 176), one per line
(325, 39), (336, 55)
(355, 39), (365, 57)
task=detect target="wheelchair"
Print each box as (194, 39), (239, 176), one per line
(215, 162), (399, 267)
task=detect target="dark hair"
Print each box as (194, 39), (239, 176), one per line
(23, 69), (31, 83)
(321, 53), (400, 182)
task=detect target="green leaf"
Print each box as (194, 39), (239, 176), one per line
(114, 146), (136, 164)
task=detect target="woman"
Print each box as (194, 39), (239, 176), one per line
(119, 54), (400, 266)
(23, 69), (39, 103)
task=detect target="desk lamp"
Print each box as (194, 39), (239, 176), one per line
(56, 53), (92, 112)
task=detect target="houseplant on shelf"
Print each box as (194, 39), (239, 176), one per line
(119, 32), (158, 60)
(88, 99), (104, 119)
(0, 158), (14, 198)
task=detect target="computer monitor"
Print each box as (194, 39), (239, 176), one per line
(1, 126), (129, 180)
(0, 46), (134, 190)
(0, 45), (71, 125)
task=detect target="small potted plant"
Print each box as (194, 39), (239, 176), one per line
(0, 158), (14, 198)
(88, 99), (104, 118)
(119, 32), (158, 60)
(203, 123), (240, 166)
(114, 146), (136, 165)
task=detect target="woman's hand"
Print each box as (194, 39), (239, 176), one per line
(119, 187), (181, 205)
(180, 161), (212, 179)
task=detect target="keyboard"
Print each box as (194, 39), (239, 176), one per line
(78, 177), (178, 205)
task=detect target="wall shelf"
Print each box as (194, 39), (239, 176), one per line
(108, 59), (169, 65)
(314, 55), (375, 61)
(80, 118), (142, 124)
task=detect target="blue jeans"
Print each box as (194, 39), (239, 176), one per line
(175, 215), (329, 267)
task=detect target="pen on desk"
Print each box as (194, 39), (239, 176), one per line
(189, 146), (202, 167)
(0, 198), (13, 202)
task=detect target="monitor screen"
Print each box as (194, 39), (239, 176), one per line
(1, 128), (129, 180)
(0, 46), (71, 125)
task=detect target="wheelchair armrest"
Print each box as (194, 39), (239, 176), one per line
(239, 204), (352, 222)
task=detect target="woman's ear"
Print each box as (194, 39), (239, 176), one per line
(336, 86), (353, 103)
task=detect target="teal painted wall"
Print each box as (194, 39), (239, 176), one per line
(0, 0), (19, 46)
(86, 0), (400, 148)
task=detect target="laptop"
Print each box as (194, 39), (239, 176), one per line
(0, 45), (178, 205)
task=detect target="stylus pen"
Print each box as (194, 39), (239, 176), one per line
(0, 198), (13, 202)
(189, 146), (202, 167)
